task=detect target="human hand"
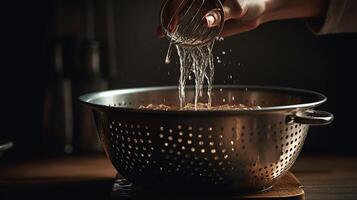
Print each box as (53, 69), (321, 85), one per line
(213, 0), (328, 37)
(158, 0), (328, 38)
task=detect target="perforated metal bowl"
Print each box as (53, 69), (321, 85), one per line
(79, 85), (333, 193)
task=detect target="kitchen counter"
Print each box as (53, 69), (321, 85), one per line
(292, 156), (357, 200)
(0, 155), (356, 200)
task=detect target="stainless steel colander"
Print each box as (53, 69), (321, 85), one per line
(79, 85), (333, 193)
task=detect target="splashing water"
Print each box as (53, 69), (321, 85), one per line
(175, 41), (215, 109)
(139, 40), (262, 111)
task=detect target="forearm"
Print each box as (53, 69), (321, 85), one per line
(261, 0), (329, 23)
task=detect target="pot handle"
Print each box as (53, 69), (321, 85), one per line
(287, 110), (334, 126)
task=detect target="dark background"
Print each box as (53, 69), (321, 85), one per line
(2, 0), (357, 158)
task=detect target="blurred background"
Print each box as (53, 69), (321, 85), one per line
(1, 0), (357, 159)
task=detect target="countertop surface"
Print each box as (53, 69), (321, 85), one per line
(291, 156), (357, 200)
(0, 155), (356, 200)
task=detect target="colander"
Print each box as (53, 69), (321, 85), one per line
(79, 85), (333, 193)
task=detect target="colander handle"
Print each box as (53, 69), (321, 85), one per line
(287, 110), (334, 126)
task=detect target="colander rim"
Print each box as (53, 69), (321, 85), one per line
(78, 85), (327, 115)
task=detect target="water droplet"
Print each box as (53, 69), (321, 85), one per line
(165, 39), (174, 64)
(165, 55), (171, 64)
(222, 51), (226, 55)
(188, 75), (192, 80)
(229, 75), (233, 79)
(217, 60), (222, 64)
(219, 88), (223, 92)
(232, 96), (235, 101)
(223, 98), (226, 103)
(167, 72), (171, 76)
